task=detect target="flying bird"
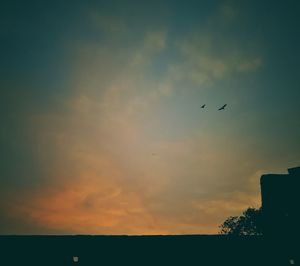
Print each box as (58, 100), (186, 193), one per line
(201, 104), (206, 108)
(218, 104), (227, 110)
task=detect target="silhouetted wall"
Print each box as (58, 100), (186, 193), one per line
(0, 235), (295, 266)
(260, 167), (300, 238)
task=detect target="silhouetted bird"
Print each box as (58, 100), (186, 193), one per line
(218, 104), (227, 110)
(201, 104), (206, 108)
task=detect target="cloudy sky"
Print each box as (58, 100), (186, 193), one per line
(0, 0), (299, 234)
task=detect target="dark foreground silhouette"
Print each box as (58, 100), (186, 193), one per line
(261, 166), (300, 239)
(0, 167), (299, 265)
(0, 234), (299, 266)
(219, 207), (263, 235)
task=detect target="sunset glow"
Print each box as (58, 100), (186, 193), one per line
(1, 1), (299, 234)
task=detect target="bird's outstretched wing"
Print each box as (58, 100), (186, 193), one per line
(201, 104), (206, 108)
(218, 104), (227, 110)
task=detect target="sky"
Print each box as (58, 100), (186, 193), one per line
(0, 0), (299, 235)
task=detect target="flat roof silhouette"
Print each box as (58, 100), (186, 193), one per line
(260, 166), (300, 238)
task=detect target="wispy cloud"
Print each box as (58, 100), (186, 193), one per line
(163, 33), (263, 88)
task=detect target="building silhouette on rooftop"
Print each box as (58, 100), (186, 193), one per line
(260, 166), (300, 238)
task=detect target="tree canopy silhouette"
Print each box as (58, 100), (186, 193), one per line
(219, 207), (263, 236)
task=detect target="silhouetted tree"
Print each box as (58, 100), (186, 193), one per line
(219, 207), (263, 235)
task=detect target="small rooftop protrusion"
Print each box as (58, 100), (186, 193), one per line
(287, 167), (300, 175)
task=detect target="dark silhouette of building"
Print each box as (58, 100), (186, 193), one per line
(260, 166), (300, 239)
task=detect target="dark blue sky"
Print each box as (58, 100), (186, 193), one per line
(0, 0), (299, 234)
